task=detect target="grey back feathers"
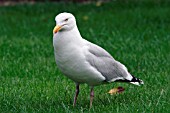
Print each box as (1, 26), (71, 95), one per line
(87, 42), (113, 58)
(85, 42), (129, 82)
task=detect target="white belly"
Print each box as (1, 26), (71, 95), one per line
(54, 44), (105, 86)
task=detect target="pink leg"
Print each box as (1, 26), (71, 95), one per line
(90, 87), (94, 108)
(73, 83), (79, 107)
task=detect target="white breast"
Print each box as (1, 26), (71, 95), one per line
(53, 32), (105, 86)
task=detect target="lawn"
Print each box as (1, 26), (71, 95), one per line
(0, 1), (170, 112)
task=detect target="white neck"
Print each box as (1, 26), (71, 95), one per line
(53, 26), (83, 51)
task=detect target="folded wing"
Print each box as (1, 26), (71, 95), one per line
(84, 40), (132, 82)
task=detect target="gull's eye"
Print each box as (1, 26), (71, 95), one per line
(64, 18), (68, 22)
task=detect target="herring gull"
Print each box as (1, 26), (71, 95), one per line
(53, 12), (144, 107)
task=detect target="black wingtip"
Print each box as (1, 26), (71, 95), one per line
(114, 75), (144, 86)
(130, 75), (144, 85)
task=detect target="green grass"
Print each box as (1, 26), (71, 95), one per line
(0, 1), (170, 112)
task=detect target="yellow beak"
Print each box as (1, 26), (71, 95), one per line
(53, 25), (62, 34)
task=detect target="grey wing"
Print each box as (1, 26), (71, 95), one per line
(85, 41), (131, 82)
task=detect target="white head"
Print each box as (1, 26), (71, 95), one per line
(53, 12), (76, 34)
